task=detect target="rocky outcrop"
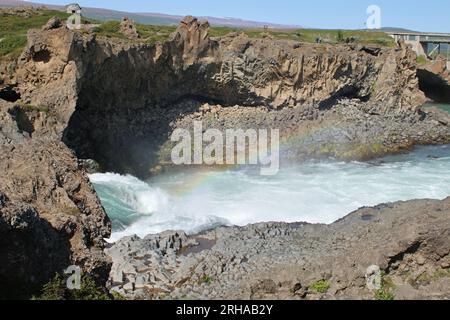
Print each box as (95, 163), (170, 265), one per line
(417, 56), (450, 103)
(120, 17), (139, 40)
(106, 197), (450, 300)
(0, 134), (111, 299)
(0, 14), (449, 299)
(5, 15), (440, 176)
(42, 16), (64, 31)
(155, 98), (449, 164)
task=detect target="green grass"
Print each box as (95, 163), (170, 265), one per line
(0, 7), (395, 60)
(375, 288), (395, 300)
(417, 55), (428, 65)
(310, 280), (330, 294)
(209, 27), (395, 46)
(374, 273), (396, 300)
(0, 35), (27, 58)
(200, 275), (213, 285)
(92, 21), (176, 44)
(0, 8), (96, 60)
(91, 17), (394, 47)
(92, 20), (121, 38)
(0, 9), (69, 59)
(136, 24), (176, 43)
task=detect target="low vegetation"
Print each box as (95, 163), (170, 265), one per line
(310, 280), (330, 294)
(0, 7), (395, 61)
(92, 20), (176, 44)
(33, 273), (122, 300)
(0, 8), (92, 60)
(417, 55), (429, 65)
(374, 288), (395, 300)
(374, 273), (396, 301)
(93, 19), (395, 47)
(200, 275), (213, 285)
(409, 268), (450, 287)
(0, 9), (68, 59)
(209, 26), (395, 47)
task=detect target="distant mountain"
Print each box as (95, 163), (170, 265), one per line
(0, 0), (301, 28)
(380, 27), (418, 33)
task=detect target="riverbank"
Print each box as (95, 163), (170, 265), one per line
(106, 196), (450, 300)
(1, 10), (450, 299)
(423, 102), (450, 114)
(99, 144), (450, 300)
(92, 144), (450, 242)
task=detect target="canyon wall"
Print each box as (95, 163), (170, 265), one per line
(5, 16), (443, 177)
(1, 15), (449, 298)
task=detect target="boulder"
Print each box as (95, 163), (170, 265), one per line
(120, 17), (139, 40)
(42, 16), (63, 31)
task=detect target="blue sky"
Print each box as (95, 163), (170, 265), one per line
(31, 0), (450, 32)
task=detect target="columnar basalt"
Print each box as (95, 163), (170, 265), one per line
(106, 197), (450, 300)
(1, 15), (450, 299)
(7, 16), (443, 177)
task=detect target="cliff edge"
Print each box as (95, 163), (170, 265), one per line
(1, 15), (450, 299)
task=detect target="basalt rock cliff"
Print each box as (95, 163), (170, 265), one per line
(417, 56), (450, 103)
(2, 16), (448, 176)
(1, 15), (450, 299)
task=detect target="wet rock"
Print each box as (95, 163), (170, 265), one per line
(106, 198), (450, 300)
(1, 12), (449, 300)
(78, 158), (101, 174)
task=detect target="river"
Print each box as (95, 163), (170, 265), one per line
(90, 144), (450, 242)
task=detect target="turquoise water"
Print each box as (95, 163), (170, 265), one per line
(423, 102), (450, 114)
(90, 145), (450, 242)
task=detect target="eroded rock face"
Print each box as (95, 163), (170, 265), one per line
(417, 56), (450, 103)
(106, 198), (450, 300)
(0, 118), (111, 298)
(36, 16), (444, 176)
(0, 15), (449, 299)
(120, 17), (139, 40)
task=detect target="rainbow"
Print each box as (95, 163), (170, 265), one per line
(164, 121), (350, 197)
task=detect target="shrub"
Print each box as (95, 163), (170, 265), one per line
(201, 275), (213, 285)
(33, 273), (119, 300)
(337, 30), (344, 43)
(310, 280), (330, 294)
(374, 273), (396, 300)
(375, 288), (395, 300)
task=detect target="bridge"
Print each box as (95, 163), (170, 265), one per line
(387, 32), (450, 69)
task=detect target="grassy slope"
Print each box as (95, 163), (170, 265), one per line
(0, 9), (71, 59)
(94, 22), (395, 47)
(209, 27), (395, 46)
(0, 8), (395, 60)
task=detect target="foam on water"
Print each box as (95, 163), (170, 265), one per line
(89, 145), (450, 242)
